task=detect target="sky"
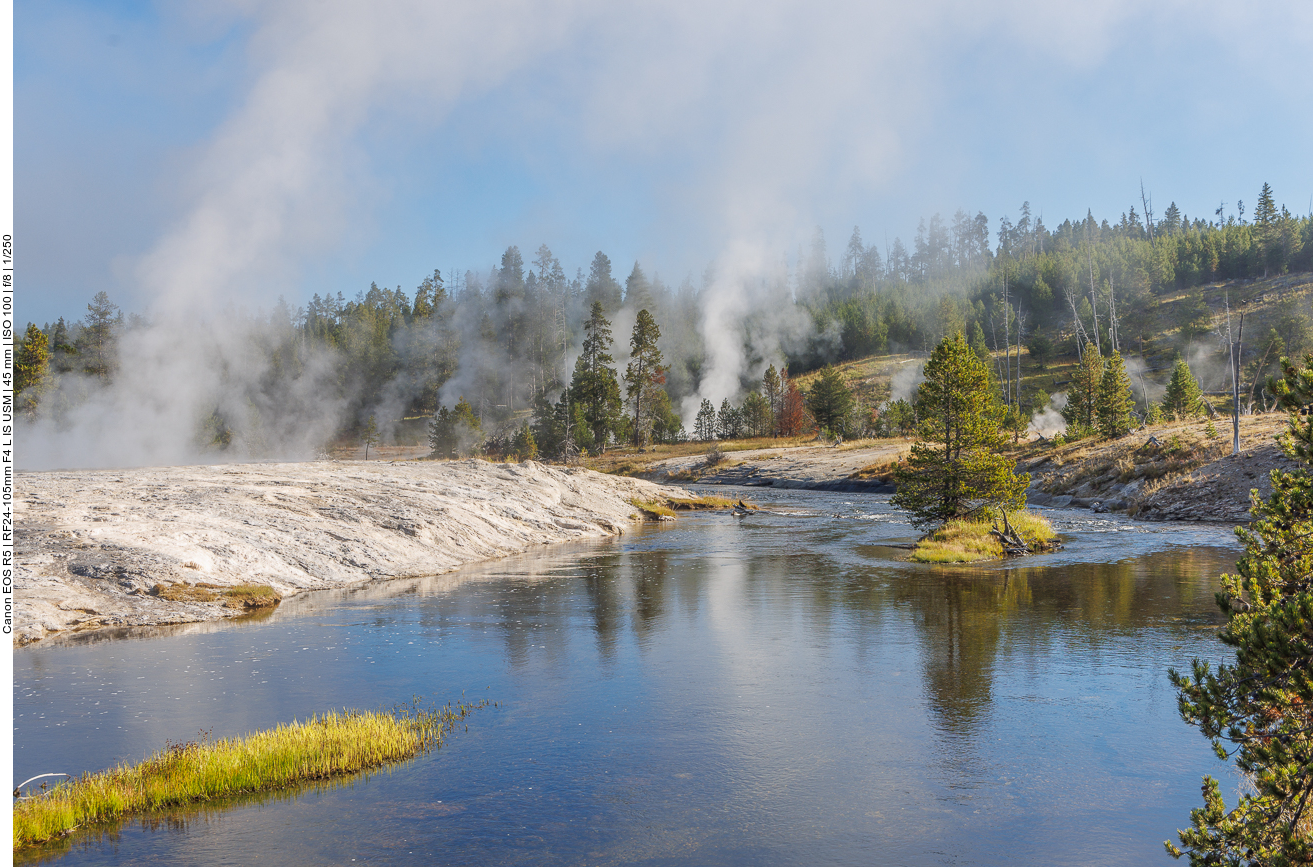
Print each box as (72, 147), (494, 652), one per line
(16, 0), (1313, 329)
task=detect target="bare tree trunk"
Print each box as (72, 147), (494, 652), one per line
(1087, 243), (1101, 353)
(1107, 276), (1119, 353)
(1015, 305), (1025, 409)
(1066, 285), (1090, 358)
(1002, 269), (1011, 407)
(1140, 180), (1155, 243)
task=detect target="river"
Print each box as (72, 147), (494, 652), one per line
(13, 487), (1241, 866)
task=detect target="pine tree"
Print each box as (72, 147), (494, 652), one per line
(570, 302), (622, 450)
(512, 424), (538, 460)
(763, 364), (783, 436)
(429, 406), (456, 458)
(1096, 350), (1136, 438)
(1167, 354), (1313, 864)
(806, 365), (854, 436)
(741, 391), (772, 437)
(1162, 357), (1204, 420)
(584, 252), (623, 315)
(451, 397), (483, 456)
(624, 309), (665, 446)
(717, 397), (743, 440)
(892, 332), (1028, 529)
(430, 399), (483, 458)
(624, 263), (655, 313)
(969, 320), (991, 366)
(1254, 182), (1279, 277)
(1062, 342), (1104, 436)
(694, 398), (717, 441)
(15, 323), (51, 414)
(80, 291), (119, 379)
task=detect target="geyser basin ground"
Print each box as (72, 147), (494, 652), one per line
(13, 459), (692, 645)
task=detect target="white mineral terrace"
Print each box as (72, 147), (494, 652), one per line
(14, 459), (693, 646)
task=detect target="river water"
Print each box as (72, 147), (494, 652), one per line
(14, 488), (1242, 866)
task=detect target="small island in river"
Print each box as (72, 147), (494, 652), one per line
(13, 459), (698, 646)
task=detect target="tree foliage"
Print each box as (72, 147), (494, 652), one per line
(570, 302), (622, 450)
(807, 365), (855, 436)
(15, 323), (51, 414)
(892, 332), (1027, 528)
(1062, 342), (1104, 436)
(624, 309), (666, 446)
(1163, 357), (1205, 420)
(1167, 353), (1313, 864)
(1096, 350), (1136, 438)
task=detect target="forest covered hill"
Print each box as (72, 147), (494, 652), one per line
(15, 183), (1313, 462)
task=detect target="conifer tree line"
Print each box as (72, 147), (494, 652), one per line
(14, 184), (1312, 457)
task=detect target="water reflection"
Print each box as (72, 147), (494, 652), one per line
(13, 494), (1240, 866)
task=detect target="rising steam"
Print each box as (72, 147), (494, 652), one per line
(18, 0), (1223, 469)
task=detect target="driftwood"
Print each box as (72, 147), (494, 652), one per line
(990, 510), (1033, 556)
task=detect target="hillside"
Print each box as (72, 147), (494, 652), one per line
(797, 272), (1313, 427)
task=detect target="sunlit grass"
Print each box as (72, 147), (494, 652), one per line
(628, 494), (754, 519)
(150, 582), (281, 609)
(910, 510), (1056, 563)
(629, 498), (677, 519)
(13, 701), (483, 851)
(666, 495), (752, 510)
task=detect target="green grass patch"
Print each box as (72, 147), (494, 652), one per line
(13, 700), (484, 850)
(910, 510), (1056, 564)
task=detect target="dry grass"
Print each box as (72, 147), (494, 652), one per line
(1019, 413), (1285, 499)
(910, 510), (1056, 564)
(13, 700), (485, 850)
(666, 495), (750, 510)
(629, 494), (753, 520)
(629, 498), (677, 520)
(584, 436), (813, 476)
(150, 583), (281, 609)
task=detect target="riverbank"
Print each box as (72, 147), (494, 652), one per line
(590, 412), (1290, 523)
(14, 459), (695, 646)
(613, 438), (912, 492)
(1017, 413), (1290, 522)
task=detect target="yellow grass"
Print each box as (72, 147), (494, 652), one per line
(585, 436), (813, 476)
(150, 582), (281, 609)
(13, 701), (483, 850)
(629, 498), (677, 519)
(629, 494), (754, 519)
(910, 510), (1056, 564)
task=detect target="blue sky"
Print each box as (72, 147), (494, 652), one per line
(17, 0), (1313, 328)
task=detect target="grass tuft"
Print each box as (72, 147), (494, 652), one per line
(910, 510), (1056, 563)
(665, 495), (752, 510)
(13, 700), (484, 850)
(629, 498), (677, 519)
(629, 494), (755, 519)
(150, 583), (281, 609)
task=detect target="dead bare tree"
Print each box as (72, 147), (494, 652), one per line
(1140, 179), (1156, 243)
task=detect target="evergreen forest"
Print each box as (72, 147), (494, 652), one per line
(16, 184), (1313, 459)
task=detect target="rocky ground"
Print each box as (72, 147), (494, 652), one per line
(14, 459), (692, 646)
(1019, 413), (1293, 522)
(639, 441), (910, 491)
